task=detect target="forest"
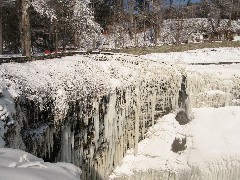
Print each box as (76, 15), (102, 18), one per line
(0, 0), (240, 57)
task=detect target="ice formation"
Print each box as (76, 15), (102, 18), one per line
(185, 68), (240, 111)
(0, 48), (240, 179)
(0, 54), (182, 179)
(109, 48), (240, 179)
(0, 78), (17, 148)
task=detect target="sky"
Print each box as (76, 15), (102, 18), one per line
(168, 0), (201, 6)
(176, 0), (201, 4)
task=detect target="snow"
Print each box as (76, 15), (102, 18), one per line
(0, 148), (81, 180)
(0, 54), (180, 121)
(187, 64), (240, 77)
(110, 106), (240, 179)
(0, 78), (16, 148)
(0, 54), (182, 178)
(1, 47), (240, 178)
(102, 18), (240, 49)
(106, 47), (240, 179)
(0, 54), (24, 58)
(31, 0), (102, 50)
(141, 47), (240, 64)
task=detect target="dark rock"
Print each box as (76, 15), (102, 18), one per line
(178, 75), (188, 110)
(171, 137), (187, 153)
(175, 110), (190, 125)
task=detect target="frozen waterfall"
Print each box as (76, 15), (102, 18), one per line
(0, 53), (240, 179)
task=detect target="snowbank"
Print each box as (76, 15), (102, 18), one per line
(110, 106), (240, 179)
(0, 148), (81, 180)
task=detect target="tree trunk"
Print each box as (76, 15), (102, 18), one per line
(63, 25), (66, 51)
(54, 20), (58, 52)
(74, 31), (79, 49)
(129, 0), (134, 25)
(143, 0), (147, 43)
(228, 0), (234, 28)
(154, 0), (162, 45)
(134, 19), (137, 47)
(144, 20), (146, 42)
(0, 0), (3, 55)
(128, 0), (134, 40)
(20, 0), (31, 58)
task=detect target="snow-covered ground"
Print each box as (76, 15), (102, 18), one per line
(0, 148), (81, 180)
(141, 47), (240, 64)
(110, 107), (240, 179)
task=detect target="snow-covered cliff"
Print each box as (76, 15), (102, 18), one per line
(0, 54), (182, 179)
(1, 48), (240, 179)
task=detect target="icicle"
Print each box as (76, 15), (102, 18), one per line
(134, 85), (140, 155)
(151, 90), (156, 126)
(94, 101), (99, 149)
(61, 125), (70, 162)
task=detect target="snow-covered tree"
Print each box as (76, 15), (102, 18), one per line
(31, 0), (56, 19)
(73, 0), (102, 50)
(31, 0), (102, 50)
(0, 0), (3, 54)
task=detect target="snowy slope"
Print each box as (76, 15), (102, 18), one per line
(102, 18), (240, 49)
(0, 148), (81, 180)
(110, 106), (240, 179)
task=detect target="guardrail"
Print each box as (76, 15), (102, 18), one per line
(190, 61), (240, 65)
(0, 51), (115, 64)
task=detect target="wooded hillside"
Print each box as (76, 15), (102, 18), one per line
(0, 0), (239, 57)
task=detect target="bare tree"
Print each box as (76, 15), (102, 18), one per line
(150, 0), (163, 45)
(0, 0), (3, 54)
(153, 0), (160, 45)
(18, 0), (31, 58)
